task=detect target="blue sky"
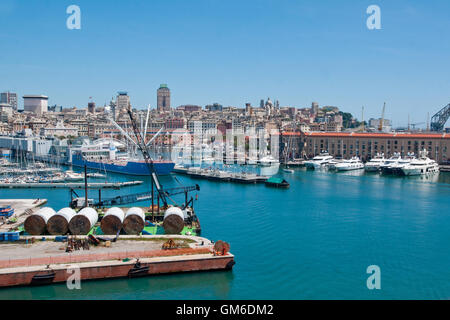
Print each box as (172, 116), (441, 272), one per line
(0, 0), (449, 127)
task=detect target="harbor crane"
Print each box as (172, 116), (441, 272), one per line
(431, 103), (450, 132)
(125, 107), (199, 213)
(75, 106), (201, 212)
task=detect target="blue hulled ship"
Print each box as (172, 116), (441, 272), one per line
(69, 138), (175, 176)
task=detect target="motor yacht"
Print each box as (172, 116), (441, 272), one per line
(335, 157), (364, 171)
(364, 153), (386, 172)
(304, 152), (334, 170)
(380, 153), (402, 175)
(401, 150), (440, 176)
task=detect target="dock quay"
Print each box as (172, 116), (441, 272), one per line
(283, 160), (305, 167)
(440, 164), (450, 172)
(173, 166), (268, 184)
(0, 181), (143, 189)
(0, 235), (235, 287)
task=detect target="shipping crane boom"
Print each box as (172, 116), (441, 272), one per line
(126, 109), (198, 210)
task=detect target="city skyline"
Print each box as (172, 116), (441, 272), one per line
(1, 0), (450, 128)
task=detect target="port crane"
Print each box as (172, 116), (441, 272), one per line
(71, 106), (200, 212)
(125, 107), (199, 213)
(431, 103), (450, 132)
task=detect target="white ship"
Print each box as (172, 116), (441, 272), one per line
(335, 157), (364, 171)
(304, 152), (334, 170)
(401, 150), (440, 176)
(379, 153), (403, 175)
(364, 153), (386, 172)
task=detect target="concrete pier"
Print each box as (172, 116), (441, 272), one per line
(0, 181), (143, 189)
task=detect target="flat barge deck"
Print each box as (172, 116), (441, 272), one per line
(0, 236), (234, 288)
(0, 200), (235, 288)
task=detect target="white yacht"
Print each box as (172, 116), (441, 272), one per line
(258, 155), (280, 167)
(401, 150), (440, 176)
(379, 153), (402, 175)
(387, 153), (416, 175)
(364, 153), (386, 172)
(64, 170), (84, 181)
(335, 157), (364, 171)
(327, 159), (344, 171)
(304, 152), (334, 170)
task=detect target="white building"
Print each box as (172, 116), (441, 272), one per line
(40, 122), (78, 138)
(0, 103), (13, 117)
(23, 95), (48, 115)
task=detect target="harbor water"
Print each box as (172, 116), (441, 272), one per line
(1, 168), (450, 299)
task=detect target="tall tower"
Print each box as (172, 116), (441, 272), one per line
(116, 91), (130, 113)
(157, 84), (171, 112)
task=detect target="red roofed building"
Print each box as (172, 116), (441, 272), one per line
(280, 131), (450, 163)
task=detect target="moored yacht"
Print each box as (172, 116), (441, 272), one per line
(389, 153), (416, 176)
(380, 153), (402, 175)
(401, 150), (440, 176)
(364, 153), (386, 172)
(335, 156), (364, 171)
(304, 152), (334, 170)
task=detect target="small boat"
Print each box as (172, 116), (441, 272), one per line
(64, 170), (84, 181)
(265, 177), (290, 188)
(31, 269), (56, 286)
(128, 261), (150, 278)
(283, 168), (294, 173)
(86, 173), (106, 178)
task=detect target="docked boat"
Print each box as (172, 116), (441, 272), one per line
(379, 154), (402, 175)
(304, 152), (334, 170)
(64, 170), (84, 181)
(364, 153), (386, 172)
(401, 150), (440, 176)
(264, 177), (290, 188)
(383, 153), (416, 176)
(69, 139), (174, 176)
(326, 159), (343, 171)
(86, 173), (106, 179)
(335, 157), (364, 171)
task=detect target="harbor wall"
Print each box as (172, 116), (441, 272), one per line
(0, 251), (234, 288)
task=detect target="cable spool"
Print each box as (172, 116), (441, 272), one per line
(47, 207), (76, 235)
(24, 207), (56, 235)
(123, 207), (145, 235)
(100, 207), (125, 235)
(69, 207), (98, 235)
(163, 207), (185, 235)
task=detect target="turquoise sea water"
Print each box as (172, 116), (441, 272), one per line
(0, 168), (450, 300)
